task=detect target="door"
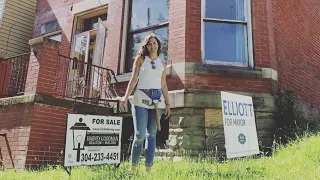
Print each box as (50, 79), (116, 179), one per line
(91, 18), (107, 99)
(67, 31), (90, 98)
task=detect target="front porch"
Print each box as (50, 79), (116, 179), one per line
(0, 37), (131, 169)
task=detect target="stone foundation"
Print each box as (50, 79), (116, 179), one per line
(166, 89), (276, 157)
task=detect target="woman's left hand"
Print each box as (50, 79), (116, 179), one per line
(165, 105), (171, 119)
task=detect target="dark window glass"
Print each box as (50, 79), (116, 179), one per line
(83, 14), (107, 32)
(126, 0), (169, 72)
(127, 27), (168, 71)
(130, 0), (169, 31)
(40, 20), (61, 35)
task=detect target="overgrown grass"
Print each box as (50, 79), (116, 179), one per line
(1, 133), (320, 180)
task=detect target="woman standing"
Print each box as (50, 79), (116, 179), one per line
(120, 34), (171, 172)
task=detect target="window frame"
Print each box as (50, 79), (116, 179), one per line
(201, 0), (254, 68)
(0, 0), (6, 25)
(121, 0), (169, 73)
(70, 6), (108, 60)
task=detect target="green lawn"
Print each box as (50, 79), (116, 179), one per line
(1, 133), (320, 180)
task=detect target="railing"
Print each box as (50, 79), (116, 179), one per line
(54, 54), (119, 106)
(0, 53), (30, 98)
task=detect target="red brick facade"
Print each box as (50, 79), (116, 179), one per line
(0, 60), (11, 97)
(273, 0), (320, 107)
(27, 104), (70, 167)
(0, 102), (70, 169)
(0, 103), (33, 169)
(30, 0), (275, 93)
(29, 0), (320, 107)
(25, 39), (60, 95)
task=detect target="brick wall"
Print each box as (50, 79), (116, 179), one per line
(168, 0), (186, 63)
(273, 0), (320, 108)
(26, 104), (70, 167)
(0, 103), (33, 169)
(178, 0), (276, 93)
(31, 0), (278, 95)
(0, 101), (72, 169)
(33, 0), (77, 57)
(185, 0), (201, 63)
(0, 60), (11, 97)
(184, 74), (272, 94)
(103, 0), (124, 74)
(24, 50), (39, 94)
(25, 38), (60, 95)
(252, 0), (277, 69)
(182, 0), (277, 68)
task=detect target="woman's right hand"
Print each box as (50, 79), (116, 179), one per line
(119, 97), (128, 107)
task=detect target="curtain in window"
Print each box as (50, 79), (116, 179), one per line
(235, 0), (245, 64)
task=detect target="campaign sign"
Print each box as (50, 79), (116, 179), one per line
(64, 114), (122, 167)
(221, 92), (259, 159)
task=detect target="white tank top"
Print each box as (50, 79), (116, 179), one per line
(136, 56), (164, 89)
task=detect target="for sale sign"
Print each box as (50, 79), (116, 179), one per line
(221, 92), (259, 159)
(64, 114), (123, 167)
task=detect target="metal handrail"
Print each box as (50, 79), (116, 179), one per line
(54, 54), (119, 102)
(57, 54), (118, 83)
(0, 53), (30, 97)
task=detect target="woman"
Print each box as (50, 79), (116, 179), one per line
(120, 34), (171, 172)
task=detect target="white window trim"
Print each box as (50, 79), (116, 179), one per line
(119, 0), (130, 75)
(201, 0), (254, 68)
(70, 6), (108, 58)
(0, 0), (6, 25)
(72, 0), (109, 15)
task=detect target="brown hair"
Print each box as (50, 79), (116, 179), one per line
(136, 33), (161, 60)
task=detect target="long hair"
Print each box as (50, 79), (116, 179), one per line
(136, 33), (161, 60)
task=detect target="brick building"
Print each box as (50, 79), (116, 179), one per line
(0, 0), (320, 169)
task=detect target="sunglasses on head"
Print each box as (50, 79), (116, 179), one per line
(150, 61), (156, 69)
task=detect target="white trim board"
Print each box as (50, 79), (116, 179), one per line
(119, 0), (130, 74)
(72, 0), (109, 15)
(0, 0), (6, 25)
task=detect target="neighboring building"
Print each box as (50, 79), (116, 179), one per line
(0, 0), (320, 169)
(0, 0), (37, 58)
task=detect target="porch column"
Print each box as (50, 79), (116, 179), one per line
(25, 37), (61, 96)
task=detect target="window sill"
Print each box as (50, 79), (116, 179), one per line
(113, 65), (173, 83)
(194, 63), (262, 79)
(113, 72), (132, 83)
(113, 63), (277, 83)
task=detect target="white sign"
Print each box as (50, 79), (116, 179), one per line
(221, 92), (259, 158)
(64, 114), (123, 167)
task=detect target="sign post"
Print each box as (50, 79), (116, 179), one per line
(64, 114), (123, 169)
(221, 92), (259, 159)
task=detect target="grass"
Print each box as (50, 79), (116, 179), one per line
(1, 133), (320, 180)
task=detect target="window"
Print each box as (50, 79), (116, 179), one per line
(41, 20), (61, 35)
(0, 0), (6, 25)
(67, 8), (107, 98)
(48, 34), (62, 42)
(83, 14), (107, 32)
(72, 10), (108, 66)
(202, 0), (253, 67)
(125, 0), (169, 72)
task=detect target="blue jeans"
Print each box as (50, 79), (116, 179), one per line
(130, 89), (164, 167)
